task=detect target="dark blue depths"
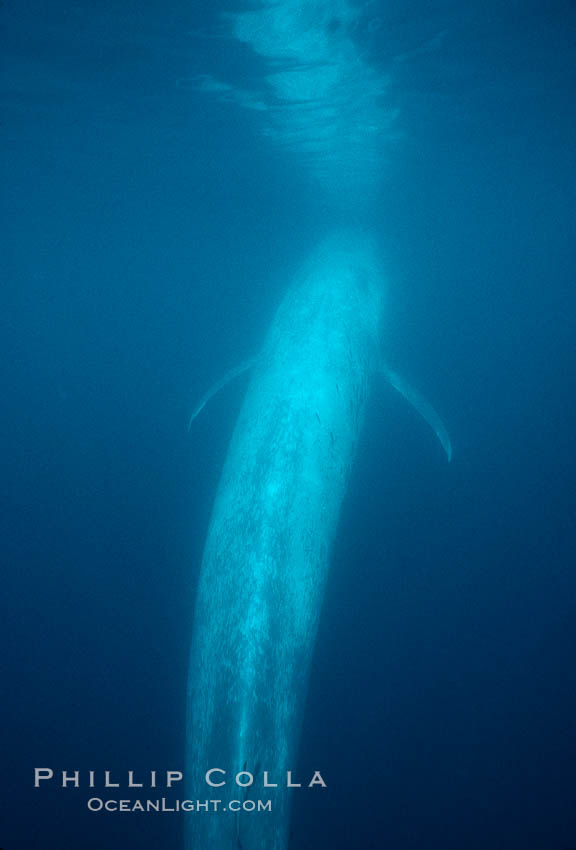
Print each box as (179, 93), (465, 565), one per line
(2, 0), (576, 848)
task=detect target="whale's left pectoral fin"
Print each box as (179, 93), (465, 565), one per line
(188, 356), (258, 430)
(383, 367), (453, 462)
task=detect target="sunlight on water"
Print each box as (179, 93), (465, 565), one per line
(198, 0), (397, 204)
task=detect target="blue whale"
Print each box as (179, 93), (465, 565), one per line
(185, 229), (449, 849)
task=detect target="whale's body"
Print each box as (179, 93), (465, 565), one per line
(185, 230), (384, 849)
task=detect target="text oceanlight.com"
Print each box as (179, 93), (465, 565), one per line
(86, 798), (272, 813)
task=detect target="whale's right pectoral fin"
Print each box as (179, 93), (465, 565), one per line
(188, 356), (258, 430)
(383, 367), (453, 462)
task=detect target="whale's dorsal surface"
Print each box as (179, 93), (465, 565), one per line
(185, 230), (384, 850)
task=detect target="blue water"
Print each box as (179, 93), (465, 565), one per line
(2, 0), (576, 848)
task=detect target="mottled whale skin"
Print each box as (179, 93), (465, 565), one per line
(185, 230), (384, 850)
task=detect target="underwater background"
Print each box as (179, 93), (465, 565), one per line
(2, 0), (576, 848)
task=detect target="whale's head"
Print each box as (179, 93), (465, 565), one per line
(304, 227), (385, 355)
(266, 228), (385, 379)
